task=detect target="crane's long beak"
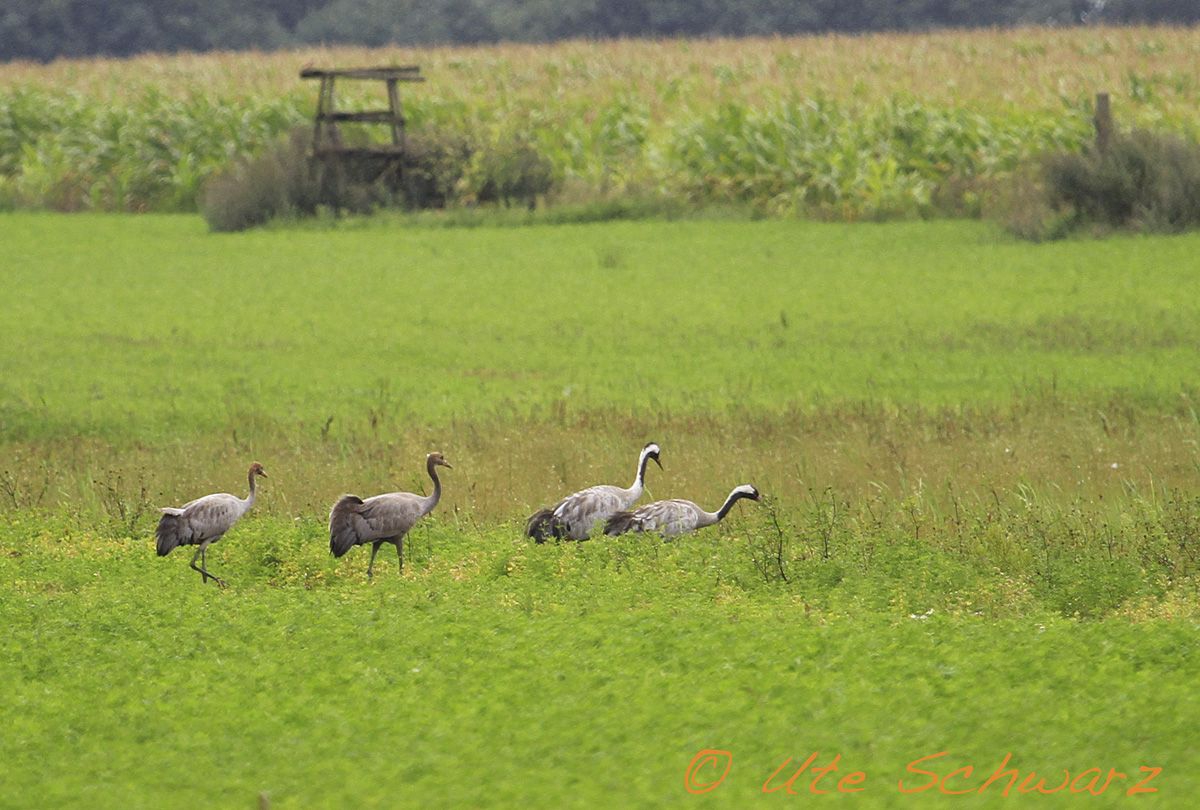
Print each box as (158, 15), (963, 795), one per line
(652, 456), (663, 470)
(441, 460), (453, 469)
(259, 470), (268, 478)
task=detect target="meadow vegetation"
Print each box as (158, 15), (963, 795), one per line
(2, 27), (1200, 220)
(2, 214), (1199, 805)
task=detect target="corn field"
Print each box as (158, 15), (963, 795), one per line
(2, 26), (1198, 217)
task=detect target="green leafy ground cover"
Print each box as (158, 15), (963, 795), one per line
(1, 214), (1198, 806)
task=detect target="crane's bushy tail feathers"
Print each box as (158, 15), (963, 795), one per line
(603, 511), (640, 537)
(525, 508), (566, 543)
(329, 495), (366, 558)
(155, 510), (185, 556)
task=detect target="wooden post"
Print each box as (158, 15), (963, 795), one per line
(325, 77), (342, 148)
(1093, 92), (1112, 153)
(386, 78), (402, 147)
(313, 77), (325, 151)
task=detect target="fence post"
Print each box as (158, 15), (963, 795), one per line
(1093, 92), (1112, 153)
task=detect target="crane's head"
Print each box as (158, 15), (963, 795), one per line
(642, 442), (663, 470)
(733, 484), (760, 501)
(249, 462), (268, 478)
(427, 452), (453, 469)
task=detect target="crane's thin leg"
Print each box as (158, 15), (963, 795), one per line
(367, 541), (383, 579)
(204, 548), (227, 588)
(190, 542), (226, 588)
(189, 545), (209, 583)
(395, 536), (404, 573)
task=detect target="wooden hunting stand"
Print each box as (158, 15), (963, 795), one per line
(300, 65), (425, 185)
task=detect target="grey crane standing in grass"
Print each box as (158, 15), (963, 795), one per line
(155, 462), (268, 587)
(329, 452), (452, 578)
(604, 484), (760, 538)
(525, 442), (663, 542)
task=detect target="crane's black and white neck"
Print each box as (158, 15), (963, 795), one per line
(716, 484), (759, 521)
(630, 442), (663, 496)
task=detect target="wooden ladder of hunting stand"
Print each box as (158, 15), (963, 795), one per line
(300, 65), (425, 187)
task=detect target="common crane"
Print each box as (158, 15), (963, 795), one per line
(526, 442), (662, 542)
(604, 484), (760, 538)
(155, 462), (268, 587)
(329, 452), (452, 578)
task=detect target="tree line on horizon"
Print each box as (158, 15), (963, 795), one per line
(2, 0), (1198, 62)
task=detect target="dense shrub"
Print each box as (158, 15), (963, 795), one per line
(202, 127), (432, 231)
(465, 136), (556, 209)
(399, 126), (474, 209)
(201, 125), (562, 230)
(1042, 130), (1200, 233)
(401, 127), (558, 210)
(201, 129), (322, 232)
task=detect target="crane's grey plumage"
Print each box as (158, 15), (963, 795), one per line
(604, 484), (760, 538)
(526, 442), (662, 542)
(329, 452), (452, 578)
(155, 462), (267, 587)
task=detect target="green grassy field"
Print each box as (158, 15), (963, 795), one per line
(1, 213), (1199, 807)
